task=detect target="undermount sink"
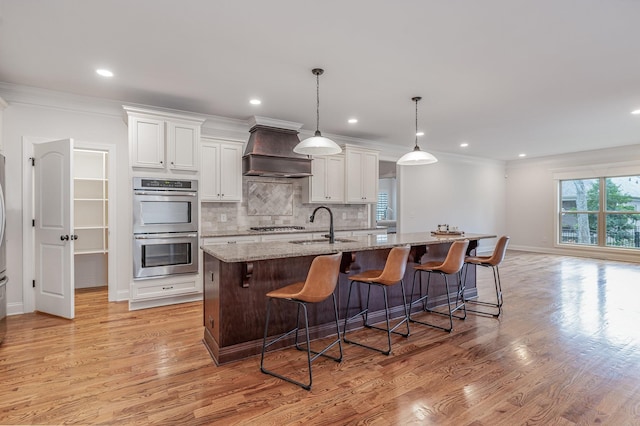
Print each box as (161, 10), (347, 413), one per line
(289, 238), (356, 245)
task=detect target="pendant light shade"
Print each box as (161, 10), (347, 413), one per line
(294, 68), (342, 156)
(397, 96), (438, 166)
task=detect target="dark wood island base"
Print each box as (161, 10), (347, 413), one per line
(202, 233), (495, 365)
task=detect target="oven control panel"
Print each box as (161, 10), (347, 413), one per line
(134, 177), (198, 191)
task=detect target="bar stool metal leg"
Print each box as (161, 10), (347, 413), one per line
(463, 235), (509, 318)
(343, 279), (410, 356)
(463, 263), (503, 317)
(408, 240), (469, 333)
(261, 293), (343, 391)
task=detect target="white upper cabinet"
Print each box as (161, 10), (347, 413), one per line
(166, 121), (200, 171)
(345, 145), (379, 203)
(200, 137), (243, 202)
(124, 106), (204, 172)
(303, 154), (345, 203)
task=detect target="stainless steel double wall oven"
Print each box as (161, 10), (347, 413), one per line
(133, 178), (198, 278)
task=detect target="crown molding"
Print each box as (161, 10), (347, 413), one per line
(249, 116), (303, 131)
(0, 82), (123, 117)
(506, 143), (640, 170)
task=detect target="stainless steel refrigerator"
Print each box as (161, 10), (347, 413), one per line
(0, 154), (6, 343)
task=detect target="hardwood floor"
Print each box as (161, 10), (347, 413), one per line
(1, 251), (640, 425)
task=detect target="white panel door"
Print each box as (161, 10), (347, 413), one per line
(346, 150), (364, 203)
(131, 116), (165, 169)
(200, 141), (220, 201)
(325, 155), (345, 202)
(168, 121), (199, 171)
(361, 151), (379, 202)
(34, 139), (74, 319)
(310, 156), (328, 202)
(219, 143), (242, 201)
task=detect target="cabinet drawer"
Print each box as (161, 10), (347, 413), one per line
(261, 233), (313, 242)
(352, 229), (387, 236)
(132, 278), (198, 300)
(202, 236), (260, 245)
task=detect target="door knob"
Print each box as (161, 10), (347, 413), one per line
(60, 235), (69, 241)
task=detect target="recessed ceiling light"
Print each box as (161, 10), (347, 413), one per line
(249, 99), (261, 105)
(518, 153), (526, 157)
(632, 109), (640, 115)
(96, 69), (113, 77)
(416, 132), (424, 136)
(348, 118), (358, 124)
(460, 142), (469, 147)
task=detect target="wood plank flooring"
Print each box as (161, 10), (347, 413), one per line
(1, 250), (640, 425)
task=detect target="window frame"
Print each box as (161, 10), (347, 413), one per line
(556, 175), (639, 251)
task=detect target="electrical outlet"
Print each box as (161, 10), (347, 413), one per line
(220, 214), (227, 222)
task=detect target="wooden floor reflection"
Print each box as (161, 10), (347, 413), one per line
(1, 251), (640, 425)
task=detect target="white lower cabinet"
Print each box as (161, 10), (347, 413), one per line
(311, 231), (353, 240)
(202, 235), (261, 245)
(129, 275), (201, 310)
(260, 233), (313, 242)
(351, 229), (387, 236)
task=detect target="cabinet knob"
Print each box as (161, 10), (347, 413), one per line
(60, 234), (69, 241)
(160, 160), (163, 164)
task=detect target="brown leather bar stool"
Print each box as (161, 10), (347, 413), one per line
(342, 245), (411, 355)
(409, 239), (469, 332)
(464, 235), (510, 317)
(260, 252), (342, 390)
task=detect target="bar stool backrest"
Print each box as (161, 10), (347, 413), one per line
(294, 252), (342, 303)
(376, 245), (411, 285)
(484, 236), (510, 266)
(438, 240), (470, 274)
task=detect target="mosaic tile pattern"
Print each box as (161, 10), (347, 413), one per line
(247, 181), (293, 216)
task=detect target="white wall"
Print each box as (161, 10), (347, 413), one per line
(397, 153), (507, 253)
(0, 85), (131, 314)
(505, 144), (640, 262)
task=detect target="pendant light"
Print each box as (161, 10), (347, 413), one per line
(396, 96), (438, 165)
(293, 68), (342, 156)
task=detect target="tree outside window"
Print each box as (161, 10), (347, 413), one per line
(559, 176), (640, 249)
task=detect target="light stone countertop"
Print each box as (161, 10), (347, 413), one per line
(201, 232), (496, 263)
(200, 226), (386, 239)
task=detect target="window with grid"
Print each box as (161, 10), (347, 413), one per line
(559, 176), (640, 249)
(376, 193), (389, 221)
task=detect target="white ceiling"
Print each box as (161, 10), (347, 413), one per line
(1, 0), (640, 161)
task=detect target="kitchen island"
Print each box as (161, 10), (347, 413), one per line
(202, 232), (495, 364)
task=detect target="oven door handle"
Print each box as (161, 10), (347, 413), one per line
(134, 191), (197, 197)
(134, 233), (198, 239)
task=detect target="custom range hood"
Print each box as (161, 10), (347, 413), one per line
(242, 117), (312, 178)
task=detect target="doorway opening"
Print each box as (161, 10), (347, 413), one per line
(22, 138), (117, 319)
(73, 148), (109, 290)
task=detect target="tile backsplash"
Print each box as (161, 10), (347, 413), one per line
(201, 176), (369, 233)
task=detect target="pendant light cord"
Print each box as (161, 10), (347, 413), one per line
(316, 71), (320, 135)
(414, 98), (419, 149)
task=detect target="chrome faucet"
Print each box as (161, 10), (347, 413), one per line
(310, 206), (335, 243)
